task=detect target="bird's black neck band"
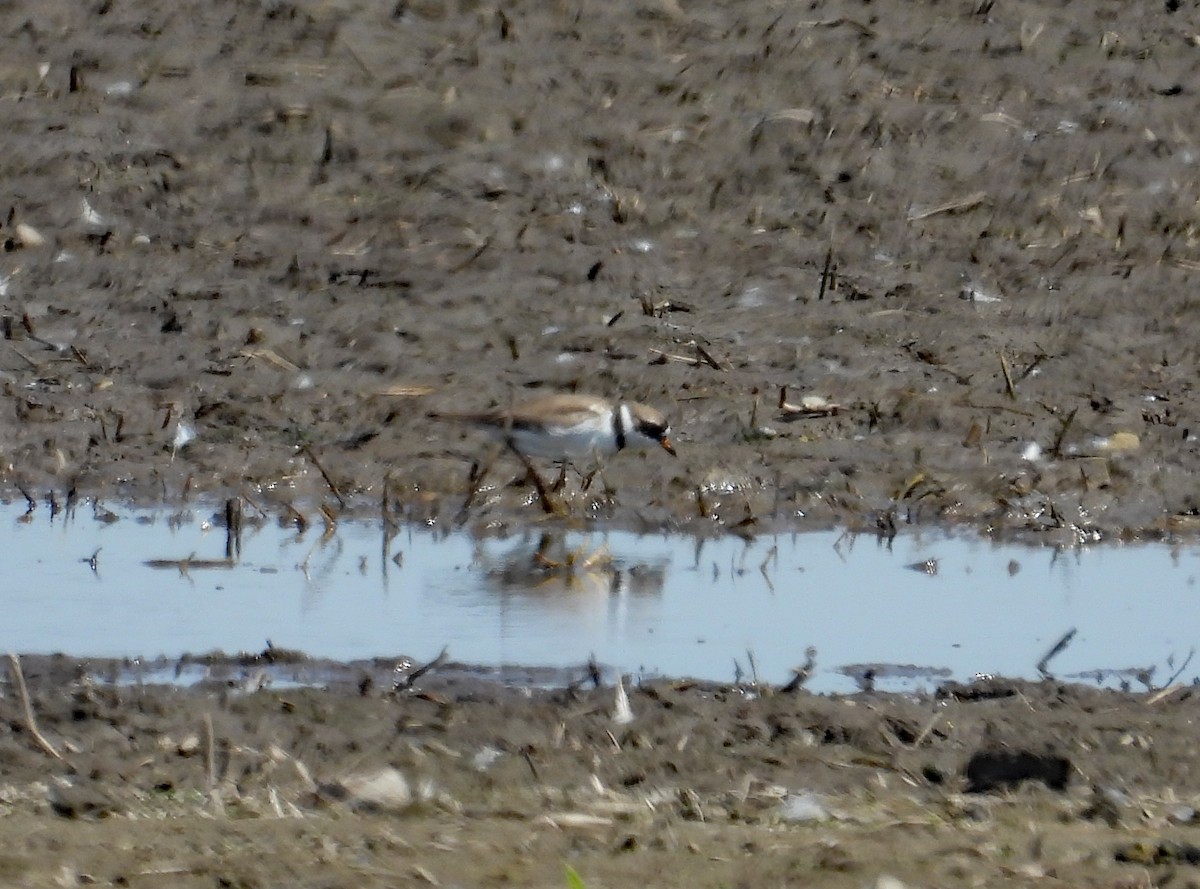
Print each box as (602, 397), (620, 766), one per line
(612, 403), (627, 451)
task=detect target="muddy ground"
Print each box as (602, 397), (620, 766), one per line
(2, 0), (1200, 885)
(5, 659), (1200, 889)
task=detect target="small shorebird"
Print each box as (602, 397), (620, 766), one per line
(431, 393), (675, 460)
(430, 393), (675, 513)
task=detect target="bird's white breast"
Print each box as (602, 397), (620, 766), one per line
(505, 413), (617, 459)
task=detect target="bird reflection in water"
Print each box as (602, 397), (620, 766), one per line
(477, 532), (666, 602)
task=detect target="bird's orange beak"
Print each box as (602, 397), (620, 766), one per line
(661, 437), (677, 456)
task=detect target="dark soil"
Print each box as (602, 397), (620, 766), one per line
(3, 0), (1200, 885)
(1, 0), (1199, 539)
(4, 658), (1200, 888)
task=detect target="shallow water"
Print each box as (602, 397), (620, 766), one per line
(3, 500), (1197, 694)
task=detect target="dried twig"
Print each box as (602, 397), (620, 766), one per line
(778, 386), (841, 418)
(282, 503), (309, 533)
(380, 476), (403, 549)
(143, 554), (234, 573)
(15, 485), (35, 514)
(7, 654), (62, 760)
(1037, 628), (1076, 677)
(511, 446), (563, 515)
(225, 498), (243, 562)
(6, 344), (40, 370)
(1050, 407), (1078, 459)
(1016, 351), (1049, 382)
(911, 710), (943, 747)
(239, 347), (300, 373)
(999, 351), (1016, 400)
(648, 341), (728, 370)
(203, 712), (216, 791)
(318, 503), (338, 541)
(1146, 684), (1185, 705)
(779, 647), (818, 693)
(746, 650), (763, 692)
(691, 341), (728, 371)
(450, 236), (491, 273)
(817, 247), (833, 300)
(302, 445), (346, 509)
(796, 16), (876, 37)
(1156, 646), (1196, 692)
(648, 348), (702, 366)
(372, 384), (435, 397)
(907, 190), (987, 221)
(454, 457), (487, 526)
(963, 399), (1038, 418)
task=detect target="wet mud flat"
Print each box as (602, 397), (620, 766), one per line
(0, 0), (1198, 540)
(2, 0), (1200, 885)
(3, 656), (1200, 888)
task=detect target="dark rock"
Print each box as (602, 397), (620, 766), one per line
(964, 749), (1071, 793)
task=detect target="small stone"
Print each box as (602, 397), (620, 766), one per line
(1167, 805), (1197, 824)
(47, 781), (121, 819)
(964, 749), (1071, 793)
(15, 223), (46, 247)
(779, 791), (829, 822)
(326, 767), (415, 812)
(1099, 431), (1139, 451)
(177, 734), (201, 756)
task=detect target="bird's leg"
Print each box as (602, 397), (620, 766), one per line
(581, 448), (615, 498)
(509, 443), (564, 515)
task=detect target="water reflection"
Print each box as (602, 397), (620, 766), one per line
(0, 499), (1198, 693)
(479, 532), (666, 601)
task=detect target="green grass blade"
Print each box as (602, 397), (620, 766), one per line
(565, 864), (587, 889)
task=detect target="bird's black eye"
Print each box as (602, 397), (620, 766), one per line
(638, 420), (668, 440)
